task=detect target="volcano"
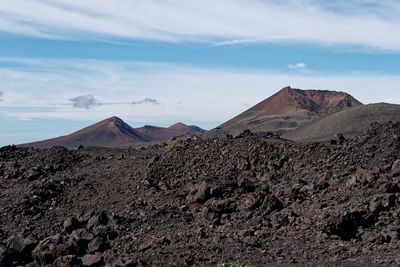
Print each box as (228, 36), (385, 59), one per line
(218, 86), (362, 134)
(21, 117), (147, 149)
(20, 117), (205, 149)
(136, 122), (205, 142)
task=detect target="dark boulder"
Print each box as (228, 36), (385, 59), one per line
(82, 254), (104, 267)
(391, 160), (400, 176)
(186, 181), (222, 204)
(4, 234), (38, 265)
(87, 211), (109, 230)
(88, 237), (108, 253)
(380, 183), (400, 193)
(326, 210), (375, 241)
(70, 229), (94, 255)
(53, 255), (83, 267)
(64, 217), (81, 233)
(237, 172), (255, 192)
(32, 234), (70, 265)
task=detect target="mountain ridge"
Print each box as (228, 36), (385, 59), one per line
(18, 87), (400, 148)
(20, 117), (205, 149)
(283, 103), (400, 142)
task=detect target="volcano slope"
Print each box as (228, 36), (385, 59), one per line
(284, 103), (400, 142)
(217, 86), (362, 135)
(1, 122), (400, 266)
(20, 117), (205, 149)
(21, 117), (147, 149)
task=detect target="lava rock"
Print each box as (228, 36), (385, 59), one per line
(71, 229), (95, 243)
(235, 129), (254, 139)
(87, 211), (109, 230)
(315, 178), (329, 191)
(64, 217), (81, 233)
(25, 168), (42, 181)
(391, 160), (400, 176)
(0, 244), (11, 266)
(336, 134), (346, 143)
(53, 255), (83, 267)
(88, 237), (108, 253)
(369, 197), (383, 214)
(32, 234), (70, 265)
(186, 181), (221, 204)
(5, 234), (38, 264)
(355, 167), (374, 185)
(326, 211), (375, 241)
(236, 158), (251, 171)
(82, 254), (104, 267)
(380, 183), (400, 193)
(70, 229), (94, 254)
(237, 172), (255, 192)
(268, 196), (284, 213)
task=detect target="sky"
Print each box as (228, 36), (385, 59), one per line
(1, 0), (400, 146)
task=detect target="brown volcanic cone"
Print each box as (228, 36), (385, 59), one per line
(218, 86), (362, 134)
(137, 122), (205, 142)
(20, 116), (147, 149)
(168, 122), (205, 135)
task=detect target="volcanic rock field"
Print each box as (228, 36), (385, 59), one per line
(1, 122), (400, 266)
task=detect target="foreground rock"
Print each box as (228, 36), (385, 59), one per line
(0, 122), (400, 266)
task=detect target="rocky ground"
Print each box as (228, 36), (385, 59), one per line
(1, 122), (400, 266)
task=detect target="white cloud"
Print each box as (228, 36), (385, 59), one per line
(132, 98), (160, 105)
(1, 57), (400, 124)
(69, 94), (101, 109)
(288, 63), (306, 70)
(0, 1), (399, 50)
(0, 90), (3, 101)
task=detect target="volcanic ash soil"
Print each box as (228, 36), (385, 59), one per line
(1, 122), (400, 266)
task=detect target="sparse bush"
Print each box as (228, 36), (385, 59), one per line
(164, 138), (187, 150)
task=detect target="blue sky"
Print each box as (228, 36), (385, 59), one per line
(1, 0), (400, 146)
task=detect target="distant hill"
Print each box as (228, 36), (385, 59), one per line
(20, 117), (205, 149)
(21, 117), (146, 149)
(136, 122), (205, 142)
(168, 122), (205, 135)
(284, 103), (400, 142)
(18, 88), (400, 148)
(217, 86), (362, 135)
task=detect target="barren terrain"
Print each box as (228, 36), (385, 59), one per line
(1, 122), (400, 266)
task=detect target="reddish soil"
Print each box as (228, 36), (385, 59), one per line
(245, 86), (362, 116)
(218, 87), (363, 135)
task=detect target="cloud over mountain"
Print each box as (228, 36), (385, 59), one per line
(69, 94), (101, 109)
(1, 58), (400, 123)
